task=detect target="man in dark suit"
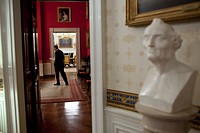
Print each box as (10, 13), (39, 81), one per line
(53, 45), (68, 85)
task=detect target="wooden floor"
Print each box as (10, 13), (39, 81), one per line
(38, 74), (92, 133)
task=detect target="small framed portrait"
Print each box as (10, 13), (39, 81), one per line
(57, 7), (71, 22)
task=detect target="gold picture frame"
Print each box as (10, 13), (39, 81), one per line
(86, 30), (90, 48)
(58, 7), (71, 22)
(126, 0), (200, 26)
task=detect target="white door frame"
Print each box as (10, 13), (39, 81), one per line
(90, 0), (106, 133)
(0, 0), (26, 132)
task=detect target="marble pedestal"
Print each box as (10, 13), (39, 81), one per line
(135, 103), (198, 133)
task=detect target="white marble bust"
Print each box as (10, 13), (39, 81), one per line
(139, 18), (198, 113)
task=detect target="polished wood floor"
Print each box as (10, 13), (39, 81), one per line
(38, 74), (92, 133)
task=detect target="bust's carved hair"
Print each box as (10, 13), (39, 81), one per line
(150, 18), (182, 51)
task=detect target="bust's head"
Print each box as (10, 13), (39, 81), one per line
(143, 18), (182, 63)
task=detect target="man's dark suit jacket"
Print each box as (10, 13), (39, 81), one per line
(54, 49), (65, 68)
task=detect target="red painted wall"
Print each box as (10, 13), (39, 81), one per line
(36, 2), (88, 61)
(36, 2), (43, 61)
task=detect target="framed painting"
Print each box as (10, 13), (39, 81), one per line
(58, 7), (71, 22)
(59, 37), (73, 48)
(86, 30), (90, 48)
(86, 2), (89, 20)
(126, 0), (200, 26)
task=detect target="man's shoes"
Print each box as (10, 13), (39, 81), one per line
(54, 83), (60, 86)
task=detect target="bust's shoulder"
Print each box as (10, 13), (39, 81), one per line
(175, 61), (197, 75)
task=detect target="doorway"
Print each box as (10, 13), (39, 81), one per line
(49, 28), (81, 75)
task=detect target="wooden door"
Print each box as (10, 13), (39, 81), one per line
(20, 0), (40, 132)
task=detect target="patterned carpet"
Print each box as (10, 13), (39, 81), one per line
(40, 72), (86, 104)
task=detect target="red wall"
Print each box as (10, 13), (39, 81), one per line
(36, 2), (88, 61)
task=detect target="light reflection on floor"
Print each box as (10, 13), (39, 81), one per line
(64, 102), (80, 116)
(64, 101), (80, 110)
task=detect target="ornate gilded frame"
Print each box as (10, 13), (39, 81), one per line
(126, 0), (200, 26)
(57, 7), (71, 22)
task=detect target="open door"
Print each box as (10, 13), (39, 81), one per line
(20, 0), (41, 132)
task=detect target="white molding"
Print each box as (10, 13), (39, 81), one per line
(113, 122), (141, 133)
(90, 0), (106, 132)
(105, 106), (143, 121)
(105, 106), (143, 133)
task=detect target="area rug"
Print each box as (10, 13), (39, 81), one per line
(40, 72), (86, 104)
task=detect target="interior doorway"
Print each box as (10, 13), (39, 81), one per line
(49, 28), (81, 75)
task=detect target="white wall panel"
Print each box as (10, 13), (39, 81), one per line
(39, 63), (44, 76)
(113, 122), (141, 133)
(105, 106), (200, 133)
(105, 106), (143, 133)
(43, 63), (52, 75)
